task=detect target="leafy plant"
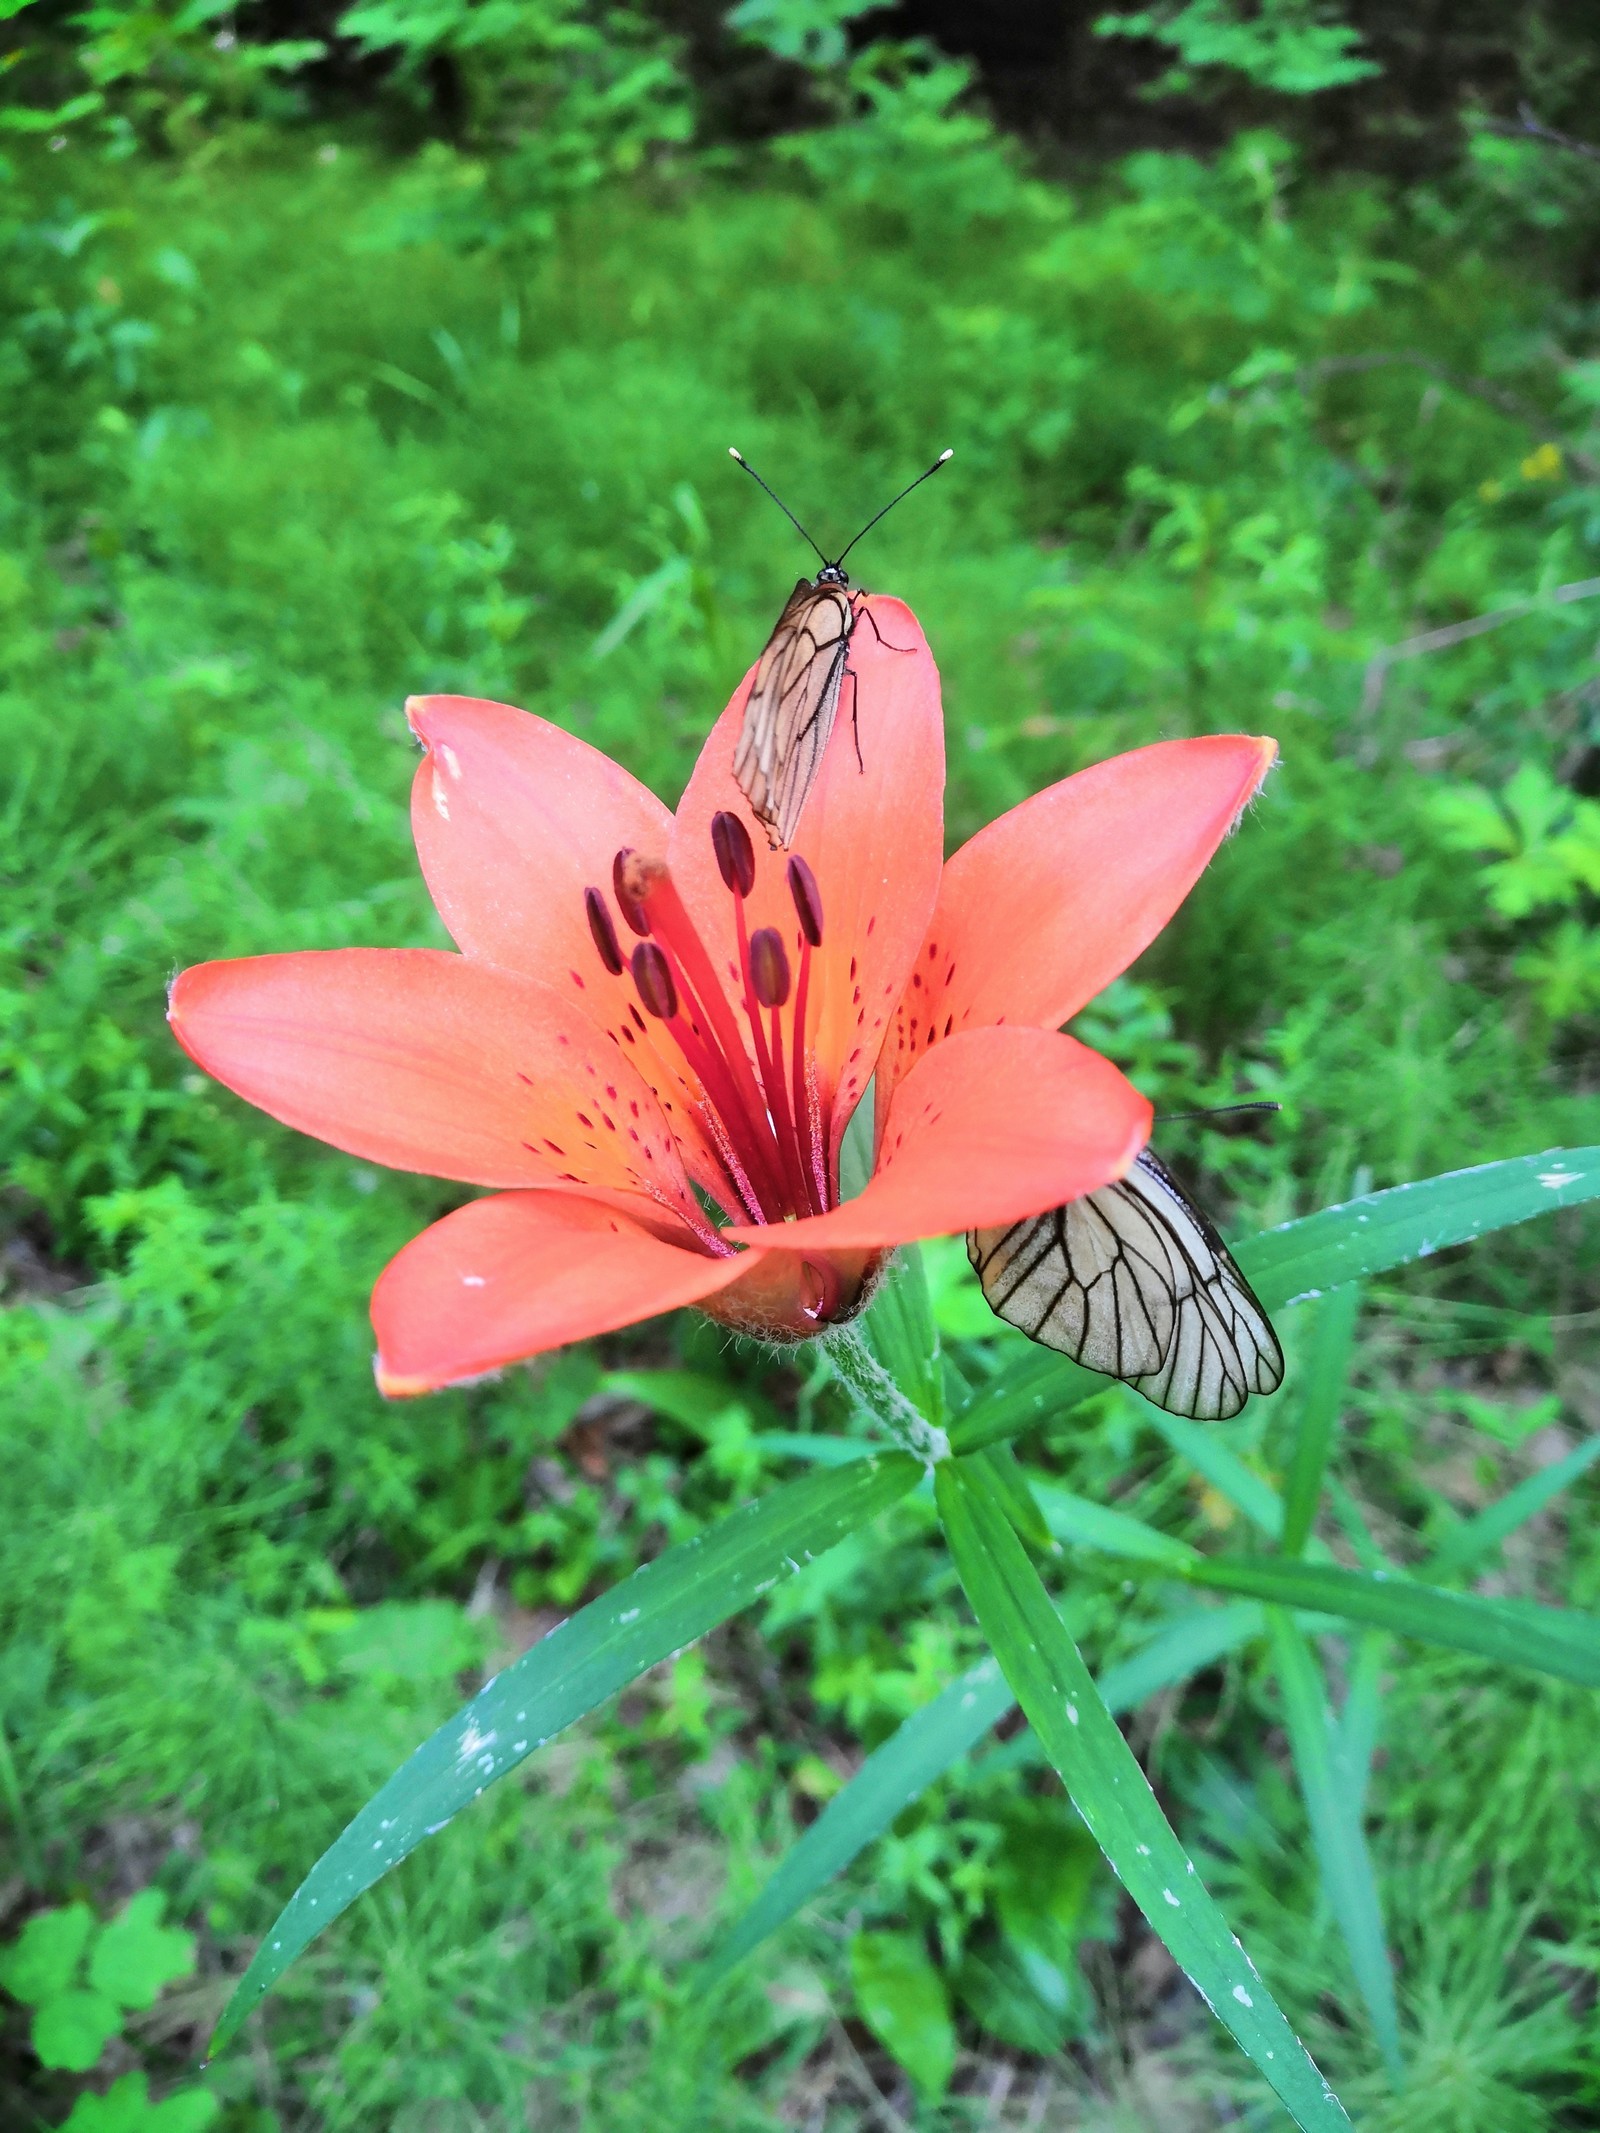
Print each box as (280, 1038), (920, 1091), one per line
(203, 1152), (1600, 2128)
(1095, 0), (1380, 99)
(0, 1894), (215, 2126)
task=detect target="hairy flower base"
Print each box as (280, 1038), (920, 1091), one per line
(699, 1242), (888, 1343)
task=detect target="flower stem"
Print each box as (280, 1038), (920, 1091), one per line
(822, 1325), (950, 1466)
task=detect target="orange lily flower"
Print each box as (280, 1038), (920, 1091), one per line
(168, 600), (1274, 1396)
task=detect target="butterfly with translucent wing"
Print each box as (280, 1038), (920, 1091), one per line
(967, 1123), (1286, 1422)
(727, 446), (951, 849)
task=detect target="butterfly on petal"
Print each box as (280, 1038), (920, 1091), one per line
(967, 1146), (1285, 1421)
(728, 447), (950, 849)
(732, 565), (858, 851)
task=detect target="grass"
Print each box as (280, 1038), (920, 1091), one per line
(1, 77), (1598, 2130)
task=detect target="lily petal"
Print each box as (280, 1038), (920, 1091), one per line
(373, 1191), (751, 1395)
(407, 696), (728, 1192)
(670, 594), (944, 1154)
(722, 1027), (1151, 1251)
(880, 736), (1276, 1111)
(408, 694), (675, 982)
(169, 949), (704, 1226)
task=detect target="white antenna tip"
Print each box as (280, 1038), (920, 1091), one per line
(938, 448), (954, 464)
(728, 447), (745, 462)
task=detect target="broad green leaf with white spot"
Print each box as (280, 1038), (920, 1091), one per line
(938, 1457), (1351, 2133)
(1238, 1147), (1600, 1310)
(211, 1452), (918, 2052)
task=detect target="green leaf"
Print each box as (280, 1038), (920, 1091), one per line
(711, 1601), (1262, 1975)
(601, 1367), (768, 1434)
(0, 1902), (95, 2005)
(1184, 1557), (1600, 1685)
(1427, 1435), (1600, 1576)
(212, 1452), (918, 2051)
(1280, 1285), (1361, 1557)
(755, 1431), (880, 1467)
(973, 1442), (1054, 1551)
(1095, 1601), (1265, 1710)
(1339, 1633), (1387, 1809)
(32, 1987), (123, 2072)
(1267, 1613), (1401, 2070)
(1147, 1408), (1283, 1537)
(89, 1890), (196, 2013)
(849, 1930), (955, 2101)
(948, 1351), (1104, 1454)
(1032, 1480), (1199, 1567)
(62, 2072), (220, 2133)
(938, 1458), (1351, 2132)
(1239, 1148), (1600, 1311)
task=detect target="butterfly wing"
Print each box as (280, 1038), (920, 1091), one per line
(966, 1149), (1284, 1422)
(733, 579), (855, 848)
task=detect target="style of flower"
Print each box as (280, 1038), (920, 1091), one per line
(168, 600), (1274, 1395)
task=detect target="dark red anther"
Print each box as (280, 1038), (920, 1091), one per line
(711, 811), (756, 898)
(630, 941), (678, 1020)
(584, 887), (624, 975)
(613, 848), (652, 937)
(787, 854), (823, 947)
(748, 927), (791, 1009)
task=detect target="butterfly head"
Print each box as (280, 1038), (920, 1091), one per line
(815, 561), (851, 589)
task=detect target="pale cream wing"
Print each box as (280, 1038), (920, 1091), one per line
(967, 1163), (1177, 1382)
(733, 580), (855, 847)
(966, 1149), (1284, 1422)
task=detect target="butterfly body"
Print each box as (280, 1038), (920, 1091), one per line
(967, 1147), (1284, 1421)
(734, 569), (862, 849)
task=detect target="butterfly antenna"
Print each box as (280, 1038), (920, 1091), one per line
(1156, 1102), (1282, 1124)
(834, 448), (953, 568)
(728, 448), (829, 569)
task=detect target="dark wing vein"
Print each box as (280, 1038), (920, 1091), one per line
(967, 1149), (1285, 1421)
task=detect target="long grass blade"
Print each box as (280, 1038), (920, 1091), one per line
(1146, 1407), (1283, 1537)
(1239, 1147), (1600, 1311)
(938, 1458), (1351, 2131)
(1184, 1556), (1600, 1684)
(1268, 1611), (1402, 2070)
(1339, 1631), (1388, 1813)
(1281, 1284), (1361, 1556)
(1427, 1434), (1600, 1576)
(1031, 1480), (1199, 1567)
(211, 1452), (919, 2051)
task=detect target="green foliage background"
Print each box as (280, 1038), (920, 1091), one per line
(1, 3), (1599, 2125)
